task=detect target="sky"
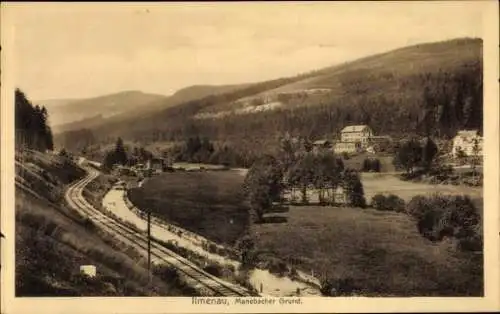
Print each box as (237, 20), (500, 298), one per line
(4, 1), (485, 100)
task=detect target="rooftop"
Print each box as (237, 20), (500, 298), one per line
(341, 125), (370, 133)
(456, 130), (479, 137)
(313, 139), (330, 145)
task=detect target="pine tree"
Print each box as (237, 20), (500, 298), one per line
(15, 88), (54, 152)
(342, 169), (366, 208)
(421, 137), (438, 171)
(114, 137), (128, 165)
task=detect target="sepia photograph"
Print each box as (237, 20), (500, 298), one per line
(1, 1), (499, 313)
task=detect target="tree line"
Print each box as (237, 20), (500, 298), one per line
(15, 88), (54, 152)
(168, 136), (258, 168)
(101, 137), (156, 172)
(243, 139), (366, 222)
(105, 63), (480, 164)
(56, 39), (482, 170)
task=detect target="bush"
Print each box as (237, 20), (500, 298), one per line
(406, 194), (481, 246)
(320, 277), (359, 296)
(208, 243), (218, 254)
(371, 194), (387, 210)
(152, 264), (180, 283)
(203, 263), (223, 277)
(267, 259), (288, 277)
(385, 194), (406, 212)
(428, 164), (454, 179)
(361, 158), (381, 172)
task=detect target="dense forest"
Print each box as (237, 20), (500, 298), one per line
(15, 89), (54, 152)
(57, 38), (483, 163)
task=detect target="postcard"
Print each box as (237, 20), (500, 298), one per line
(1, 1), (499, 313)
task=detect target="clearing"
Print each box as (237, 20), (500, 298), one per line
(128, 170), (249, 245)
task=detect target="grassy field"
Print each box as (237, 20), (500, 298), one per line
(361, 173), (483, 203)
(251, 206), (483, 296)
(128, 171), (250, 245)
(286, 173), (483, 210)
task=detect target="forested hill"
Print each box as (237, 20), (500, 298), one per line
(59, 38), (482, 159)
(15, 89), (54, 152)
(45, 91), (167, 133)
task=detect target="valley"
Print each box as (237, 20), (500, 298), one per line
(11, 35), (486, 299)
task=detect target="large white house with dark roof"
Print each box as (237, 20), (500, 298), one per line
(340, 125), (374, 147)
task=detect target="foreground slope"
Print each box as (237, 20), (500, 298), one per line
(15, 150), (190, 296)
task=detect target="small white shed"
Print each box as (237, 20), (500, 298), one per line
(80, 265), (97, 278)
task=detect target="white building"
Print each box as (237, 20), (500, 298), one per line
(452, 130), (483, 157)
(80, 265), (97, 278)
(340, 125), (374, 148)
(334, 142), (362, 154)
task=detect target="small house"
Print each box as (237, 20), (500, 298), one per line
(452, 130), (483, 157)
(366, 135), (393, 153)
(333, 186), (348, 204)
(312, 139), (332, 153)
(80, 265), (97, 278)
(146, 157), (166, 174)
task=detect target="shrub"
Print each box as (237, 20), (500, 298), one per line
(385, 194), (406, 212)
(320, 277), (359, 296)
(152, 264), (180, 283)
(208, 243), (218, 254)
(371, 194), (387, 210)
(267, 259), (288, 277)
(428, 164), (454, 179)
(458, 223), (483, 252)
(203, 263), (223, 277)
(406, 194), (481, 245)
(361, 158), (381, 172)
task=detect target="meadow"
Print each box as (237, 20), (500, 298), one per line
(361, 172), (483, 203)
(128, 170), (250, 245)
(289, 172), (483, 207)
(251, 205), (483, 296)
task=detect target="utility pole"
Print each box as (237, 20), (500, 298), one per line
(147, 209), (152, 290)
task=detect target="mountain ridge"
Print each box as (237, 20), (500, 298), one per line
(55, 37), (483, 160)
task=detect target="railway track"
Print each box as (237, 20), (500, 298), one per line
(65, 168), (254, 297)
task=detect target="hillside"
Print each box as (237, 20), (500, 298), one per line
(14, 150), (190, 296)
(167, 84), (253, 104)
(53, 83), (252, 148)
(44, 90), (166, 132)
(58, 38), (483, 163)
(35, 98), (79, 108)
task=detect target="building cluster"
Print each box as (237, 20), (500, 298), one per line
(312, 125), (392, 154)
(311, 124), (483, 160)
(112, 157), (171, 178)
(451, 130), (483, 157)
